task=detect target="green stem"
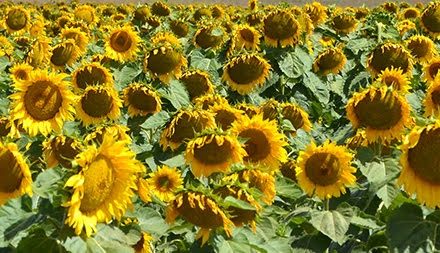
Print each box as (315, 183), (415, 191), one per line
(324, 199), (330, 211)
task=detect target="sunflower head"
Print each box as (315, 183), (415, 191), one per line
(355, 7), (370, 20)
(151, 31), (181, 49)
(313, 47), (347, 75)
(193, 6), (212, 22)
(166, 190), (234, 245)
(303, 2), (328, 26)
(194, 94), (229, 110)
(330, 11), (358, 34)
(231, 24), (261, 52)
(61, 27), (90, 54)
(179, 70), (214, 101)
(260, 99), (280, 121)
(263, 10), (300, 48)
(381, 2), (399, 13)
(209, 103), (244, 131)
(133, 232), (153, 253)
(50, 39), (81, 69)
(151, 1), (171, 16)
(296, 141), (356, 200)
(146, 165), (183, 202)
(367, 42), (414, 76)
(397, 20), (416, 35)
(400, 7), (420, 20)
(222, 54), (271, 95)
(144, 45), (188, 84)
(10, 70), (75, 137)
(170, 19), (189, 38)
(146, 16), (161, 28)
(4, 6), (31, 34)
(76, 86), (122, 126)
(64, 132), (141, 237)
(424, 76), (440, 117)
(281, 102), (312, 133)
(160, 109), (217, 151)
(420, 2), (440, 39)
(105, 25), (140, 63)
(74, 5), (97, 24)
(123, 83), (162, 117)
(405, 35), (436, 64)
(346, 86), (413, 144)
(72, 62), (113, 90)
(84, 124), (131, 146)
(43, 135), (83, 168)
(280, 159), (297, 182)
(133, 5), (151, 24)
(235, 103), (260, 118)
(26, 37), (51, 68)
(375, 67), (410, 93)
(185, 132), (246, 177)
(237, 169), (276, 205)
(193, 24), (226, 51)
(10, 63), (33, 84)
(423, 57), (440, 83)
(0, 142), (32, 205)
(231, 114), (288, 172)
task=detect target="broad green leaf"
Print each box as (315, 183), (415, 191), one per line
(130, 206), (169, 235)
(16, 229), (67, 253)
(303, 72), (330, 104)
(0, 199), (35, 247)
(292, 233), (331, 253)
(140, 111), (170, 129)
(160, 154), (185, 168)
(0, 56), (10, 72)
(63, 237), (87, 253)
(310, 209), (352, 245)
(32, 168), (63, 200)
(223, 196), (256, 211)
(279, 48), (311, 79)
(113, 65), (142, 90)
(161, 80), (190, 110)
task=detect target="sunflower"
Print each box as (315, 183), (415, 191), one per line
(170, 19), (189, 38)
(248, 0), (258, 11)
(146, 16), (161, 28)
(10, 70), (75, 137)
(405, 35), (437, 64)
(303, 2), (327, 26)
(146, 165), (182, 202)
(133, 233), (153, 253)
(0, 117), (19, 139)
(72, 62), (113, 90)
(137, 178), (152, 204)
(296, 141), (356, 200)
(313, 47), (347, 75)
(64, 132), (141, 237)
(186, 132), (246, 178)
(375, 67), (411, 93)
(232, 24), (261, 52)
(263, 10), (300, 48)
(84, 124), (131, 145)
(420, 2), (440, 39)
(400, 7), (420, 20)
(346, 86), (412, 144)
(193, 6), (212, 22)
(76, 86), (122, 126)
(133, 5), (151, 24)
(330, 11), (357, 34)
(231, 114), (288, 172)
(209, 104), (243, 131)
(29, 18), (46, 38)
(180, 70), (214, 101)
(151, 32), (181, 49)
(397, 122), (440, 208)
(260, 99), (280, 121)
(43, 135), (83, 168)
(9, 63), (33, 84)
(26, 36), (51, 68)
(237, 169), (276, 205)
(397, 20), (416, 35)
(193, 24), (225, 51)
(160, 109), (216, 151)
(281, 102), (312, 133)
(105, 25), (140, 63)
(151, 1), (171, 16)
(144, 46), (187, 84)
(280, 159), (297, 182)
(214, 185), (261, 230)
(166, 191), (234, 245)
(4, 6), (31, 34)
(193, 94), (229, 110)
(50, 39), (81, 69)
(424, 77), (440, 117)
(122, 83), (162, 117)
(235, 103), (260, 118)
(423, 57), (440, 83)
(61, 27), (90, 54)
(211, 5), (225, 19)
(74, 5), (97, 24)
(222, 54), (271, 95)
(367, 42), (414, 77)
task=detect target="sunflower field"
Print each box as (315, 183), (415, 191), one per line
(1, 0), (440, 252)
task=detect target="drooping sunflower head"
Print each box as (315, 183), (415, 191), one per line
(303, 2), (328, 26)
(170, 19), (190, 38)
(185, 132), (246, 178)
(4, 6), (31, 34)
(381, 2), (399, 13)
(209, 103), (244, 131)
(43, 135), (83, 168)
(144, 45), (188, 84)
(423, 76), (440, 117)
(151, 1), (171, 17)
(193, 24), (226, 51)
(192, 6), (212, 22)
(232, 24), (261, 52)
(72, 62), (113, 91)
(146, 165), (183, 202)
(146, 16), (161, 28)
(0, 117), (19, 139)
(211, 5), (225, 19)
(193, 94), (229, 110)
(375, 67), (411, 93)
(236, 168), (276, 205)
(74, 4), (97, 24)
(420, 2), (440, 39)
(354, 7), (370, 20)
(9, 63), (33, 84)
(296, 141), (356, 200)
(60, 27), (90, 54)
(235, 103), (260, 118)
(105, 25), (140, 63)
(132, 5), (151, 24)
(397, 20), (417, 35)
(166, 190), (234, 245)
(280, 159), (297, 182)
(346, 86), (413, 144)
(248, 0), (258, 11)
(400, 7), (420, 20)
(133, 233), (153, 253)
(76, 86), (122, 126)
(122, 83), (162, 117)
(0, 142), (32, 206)
(179, 70), (214, 101)
(160, 109), (217, 151)
(423, 57), (440, 83)
(330, 11), (358, 34)
(231, 114), (288, 172)
(151, 31), (182, 49)
(313, 47), (347, 75)
(10, 70), (75, 137)
(50, 39), (81, 69)
(263, 10), (301, 48)
(367, 42), (414, 77)
(405, 35), (437, 64)
(26, 36), (51, 68)
(64, 132), (141, 237)
(84, 124), (131, 146)
(281, 102), (312, 134)
(222, 54), (271, 95)
(260, 99), (280, 121)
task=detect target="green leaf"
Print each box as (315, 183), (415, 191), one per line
(113, 65), (142, 90)
(275, 177), (304, 200)
(32, 168), (63, 200)
(16, 229), (67, 253)
(0, 199), (35, 247)
(292, 233), (331, 253)
(189, 50), (221, 73)
(303, 72), (330, 104)
(91, 225), (138, 253)
(211, 27), (224, 36)
(161, 80), (190, 110)
(223, 196), (256, 211)
(387, 203), (440, 252)
(160, 154), (185, 167)
(140, 111), (170, 129)
(129, 206), (169, 235)
(351, 215), (381, 230)
(63, 237), (87, 253)
(310, 209), (352, 245)
(0, 56), (10, 72)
